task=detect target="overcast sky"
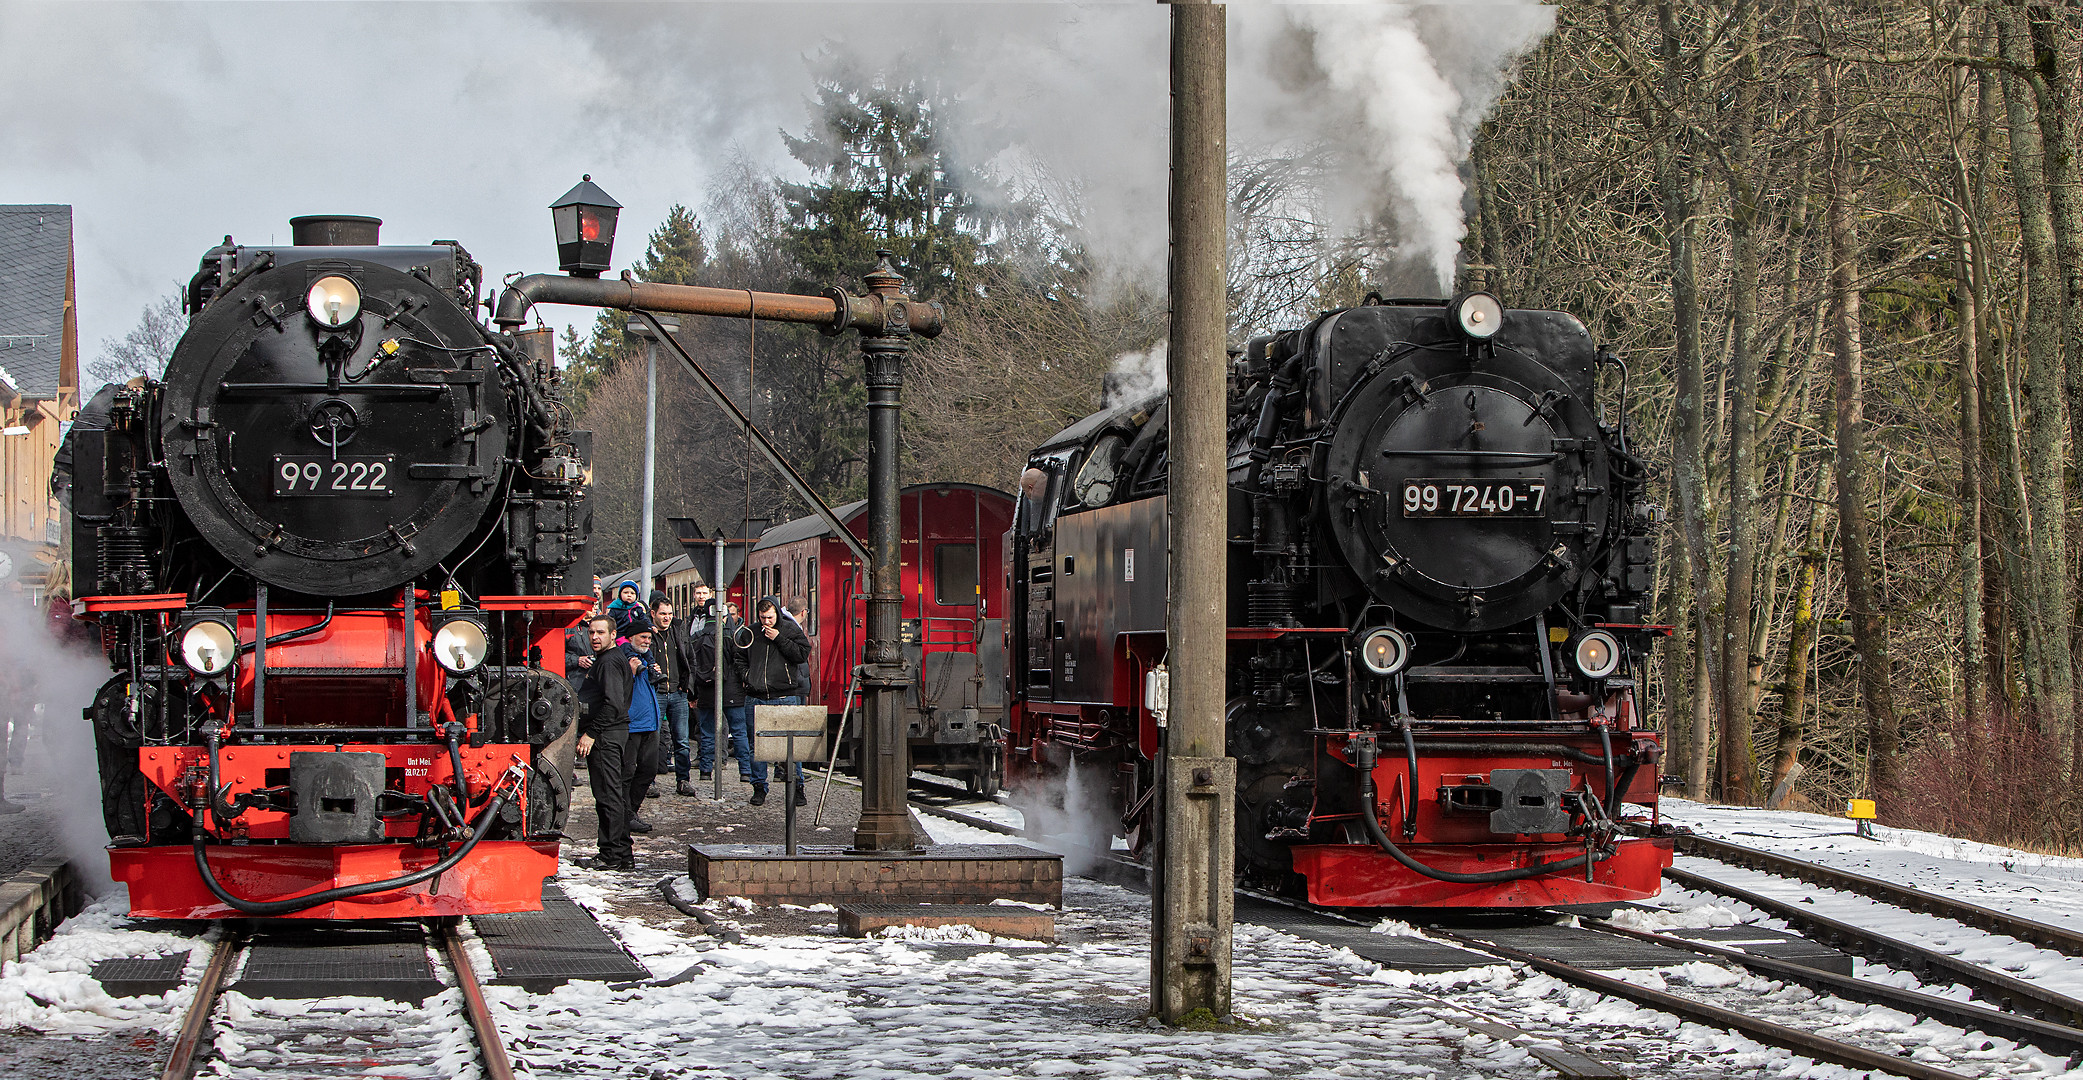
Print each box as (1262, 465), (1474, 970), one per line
(0, 1), (1547, 370)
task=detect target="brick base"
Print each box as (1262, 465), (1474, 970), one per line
(689, 843), (1062, 906)
(839, 904), (1055, 942)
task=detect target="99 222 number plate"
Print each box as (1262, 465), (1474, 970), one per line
(274, 455), (395, 497)
(1402, 477), (1546, 518)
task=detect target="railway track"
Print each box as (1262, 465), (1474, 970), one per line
(894, 775), (2056, 1079)
(159, 918), (514, 1080)
(1671, 831), (2083, 957)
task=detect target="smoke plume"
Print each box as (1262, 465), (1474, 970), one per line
(1101, 343), (1167, 409)
(1, 598), (117, 895)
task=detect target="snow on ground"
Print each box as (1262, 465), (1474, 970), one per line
(1660, 797), (2083, 927)
(0, 887), (206, 1036)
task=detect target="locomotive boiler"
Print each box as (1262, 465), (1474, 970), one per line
(1006, 293), (1672, 907)
(68, 215), (592, 918)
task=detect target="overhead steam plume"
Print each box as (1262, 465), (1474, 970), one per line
(1101, 342), (1166, 409)
(543, 1), (1552, 304)
(1239, 2), (1555, 295)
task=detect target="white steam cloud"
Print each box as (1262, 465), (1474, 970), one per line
(1, 600), (117, 895)
(1102, 342), (1167, 409)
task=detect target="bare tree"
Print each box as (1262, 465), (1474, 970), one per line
(89, 288), (185, 387)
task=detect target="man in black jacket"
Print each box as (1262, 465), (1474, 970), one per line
(649, 597), (700, 796)
(575, 614), (642, 869)
(744, 597), (813, 806)
(692, 608), (752, 792)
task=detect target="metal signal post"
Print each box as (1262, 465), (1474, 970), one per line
(1154, 0), (1235, 1024)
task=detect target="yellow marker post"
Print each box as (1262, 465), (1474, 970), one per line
(1846, 798), (1877, 840)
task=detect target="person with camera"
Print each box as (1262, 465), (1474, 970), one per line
(574, 614), (641, 869)
(692, 600), (753, 791)
(744, 596), (812, 807)
(649, 596), (700, 796)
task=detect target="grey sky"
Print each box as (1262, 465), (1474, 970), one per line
(0, 2), (1544, 372)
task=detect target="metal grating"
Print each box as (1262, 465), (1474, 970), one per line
(470, 885), (649, 990)
(1453, 923), (1703, 970)
(1234, 900), (1497, 973)
(91, 952), (190, 998)
(232, 927), (440, 1001)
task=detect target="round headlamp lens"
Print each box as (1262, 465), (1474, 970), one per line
(1358, 627), (1410, 677)
(433, 618), (489, 674)
(180, 619), (238, 676)
(1574, 631), (1621, 679)
(306, 275), (362, 328)
(1452, 291), (1503, 340)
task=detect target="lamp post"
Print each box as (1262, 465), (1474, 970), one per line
(496, 183), (940, 851)
(627, 315), (680, 595)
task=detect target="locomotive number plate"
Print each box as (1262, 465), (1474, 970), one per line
(273, 455), (396, 497)
(1401, 478), (1546, 518)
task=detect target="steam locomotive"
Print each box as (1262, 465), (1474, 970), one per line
(68, 215), (592, 918)
(1006, 293), (1672, 907)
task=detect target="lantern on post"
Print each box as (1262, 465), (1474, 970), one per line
(550, 175), (621, 277)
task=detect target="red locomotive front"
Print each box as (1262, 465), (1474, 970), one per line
(68, 218), (590, 919)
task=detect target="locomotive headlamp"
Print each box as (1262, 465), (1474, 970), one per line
(178, 614), (239, 676)
(1448, 291), (1504, 341)
(550, 175), (622, 278)
(432, 614), (490, 675)
(1573, 630), (1622, 679)
(1358, 627), (1412, 677)
(306, 275), (362, 328)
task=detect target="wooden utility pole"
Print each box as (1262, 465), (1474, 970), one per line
(1151, 0), (1234, 1024)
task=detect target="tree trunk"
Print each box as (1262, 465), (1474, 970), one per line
(1998, 9), (2077, 774)
(1650, 3), (1717, 799)
(1820, 58), (1902, 803)
(1767, 459), (1828, 808)
(1716, 0), (1763, 805)
(1943, 26), (1987, 723)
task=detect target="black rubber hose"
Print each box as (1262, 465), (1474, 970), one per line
(192, 784), (515, 916)
(1358, 771), (1606, 884)
(445, 724), (472, 806)
(1400, 723), (1420, 839)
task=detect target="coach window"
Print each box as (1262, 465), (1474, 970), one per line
(807, 558), (818, 632)
(935, 544), (978, 606)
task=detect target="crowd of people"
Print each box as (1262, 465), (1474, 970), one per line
(563, 577), (813, 871)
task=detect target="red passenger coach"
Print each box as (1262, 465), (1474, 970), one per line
(736, 483), (1013, 792)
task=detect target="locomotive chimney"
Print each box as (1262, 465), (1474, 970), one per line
(289, 215), (381, 246)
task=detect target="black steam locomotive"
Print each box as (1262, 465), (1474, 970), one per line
(1006, 293), (1672, 907)
(68, 215), (593, 918)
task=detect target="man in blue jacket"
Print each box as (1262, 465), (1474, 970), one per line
(618, 611), (666, 835)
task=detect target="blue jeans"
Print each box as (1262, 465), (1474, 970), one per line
(660, 692), (691, 781)
(746, 695), (806, 786)
(698, 702), (751, 778)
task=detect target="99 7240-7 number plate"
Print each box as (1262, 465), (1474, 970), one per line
(1402, 477), (1546, 517)
(274, 455), (395, 497)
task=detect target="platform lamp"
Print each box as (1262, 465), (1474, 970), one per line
(550, 175), (622, 278)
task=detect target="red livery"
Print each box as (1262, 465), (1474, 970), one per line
(67, 218), (590, 919)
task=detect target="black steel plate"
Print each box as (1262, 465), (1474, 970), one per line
(1664, 925), (1855, 976)
(91, 952), (190, 998)
(1234, 900), (1496, 973)
(469, 884), (649, 991)
(231, 926), (439, 1001)
(1456, 923), (1708, 970)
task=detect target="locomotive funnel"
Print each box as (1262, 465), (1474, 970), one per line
(290, 214), (381, 246)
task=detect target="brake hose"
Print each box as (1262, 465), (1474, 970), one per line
(192, 765), (523, 917)
(1352, 736), (1610, 884)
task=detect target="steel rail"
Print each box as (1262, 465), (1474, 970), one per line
(1665, 864), (2083, 1027)
(1429, 928), (1975, 1080)
(159, 927), (244, 1080)
(1586, 918), (2083, 1060)
(1674, 832), (2083, 957)
(894, 774), (1987, 1075)
(438, 919), (517, 1080)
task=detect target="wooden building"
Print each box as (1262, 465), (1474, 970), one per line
(0, 206), (78, 599)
